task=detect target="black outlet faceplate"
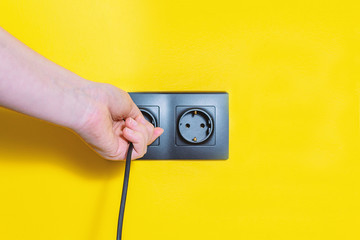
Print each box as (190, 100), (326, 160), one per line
(129, 92), (229, 160)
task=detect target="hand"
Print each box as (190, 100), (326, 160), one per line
(73, 82), (163, 160)
(0, 28), (163, 160)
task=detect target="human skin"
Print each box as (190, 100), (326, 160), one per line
(0, 27), (163, 160)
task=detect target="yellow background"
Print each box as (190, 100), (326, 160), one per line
(0, 0), (359, 239)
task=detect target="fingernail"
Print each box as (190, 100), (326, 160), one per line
(129, 118), (137, 126)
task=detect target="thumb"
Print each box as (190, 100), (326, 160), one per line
(149, 127), (164, 144)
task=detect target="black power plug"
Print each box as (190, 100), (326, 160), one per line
(140, 109), (157, 127)
(138, 106), (159, 146)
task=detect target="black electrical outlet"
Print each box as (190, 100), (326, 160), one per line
(129, 92), (229, 160)
(178, 108), (213, 144)
(176, 106), (216, 146)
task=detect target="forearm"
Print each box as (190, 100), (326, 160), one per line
(0, 27), (162, 160)
(0, 27), (92, 130)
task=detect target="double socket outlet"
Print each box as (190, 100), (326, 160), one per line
(129, 92), (229, 160)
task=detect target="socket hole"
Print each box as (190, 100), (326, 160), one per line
(178, 108), (214, 144)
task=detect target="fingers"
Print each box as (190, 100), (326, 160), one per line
(135, 115), (156, 144)
(123, 117), (149, 159)
(125, 117), (150, 143)
(122, 127), (147, 159)
(123, 117), (164, 159)
(135, 115), (164, 144)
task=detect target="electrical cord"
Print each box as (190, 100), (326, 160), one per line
(117, 142), (134, 240)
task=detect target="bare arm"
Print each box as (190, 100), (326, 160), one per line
(0, 27), (163, 160)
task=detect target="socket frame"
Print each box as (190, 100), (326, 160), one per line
(129, 92), (229, 160)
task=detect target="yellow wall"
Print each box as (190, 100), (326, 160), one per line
(0, 1), (359, 239)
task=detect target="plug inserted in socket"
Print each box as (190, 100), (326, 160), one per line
(139, 106), (159, 146)
(140, 109), (157, 127)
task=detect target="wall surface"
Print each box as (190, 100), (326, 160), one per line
(0, 1), (359, 239)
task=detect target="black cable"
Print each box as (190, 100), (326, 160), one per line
(117, 143), (133, 240)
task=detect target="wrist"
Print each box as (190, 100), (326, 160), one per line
(59, 77), (101, 131)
